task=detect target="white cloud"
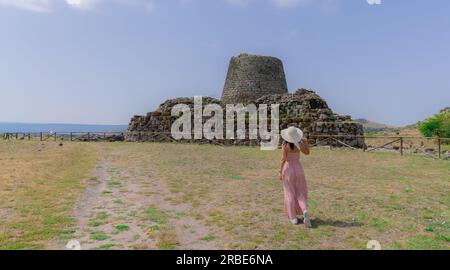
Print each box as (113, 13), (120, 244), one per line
(225, 0), (332, 10)
(65, 0), (103, 10)
(367, 0), (381, 5)
(0, 0), (338, 13)
(64, 0), (156, 12)
(0, 0), (157, 12)
(0, 0), (51, 12)
(118, 0), (157, 12)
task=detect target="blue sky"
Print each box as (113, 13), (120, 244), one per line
(0, 0), (449, 126)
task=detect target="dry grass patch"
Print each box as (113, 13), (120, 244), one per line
(3, 140), (446, 250)
(0, 141), (99, 249)
(101, 143), (449, 250)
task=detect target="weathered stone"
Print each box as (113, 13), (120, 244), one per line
(126, 54), (366, 148)
(221, 54), (288, 104)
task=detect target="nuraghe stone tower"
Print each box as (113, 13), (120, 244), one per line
(221, 54), (288, 104)
(126, 53), (366, 148)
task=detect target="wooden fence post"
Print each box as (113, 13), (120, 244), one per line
(400, 137), (403, 156)
(70, 132), (73, 142)
(54, 133), (57, 141)
(87, 132), (90, 142)
(438, 138), (441, 159)
(40, 132), (43, 141)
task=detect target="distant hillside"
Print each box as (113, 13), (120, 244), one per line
(0, 122), (127, 133)
(354, 119), (398, 133)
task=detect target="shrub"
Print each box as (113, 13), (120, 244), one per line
(418, 110), (450, 138)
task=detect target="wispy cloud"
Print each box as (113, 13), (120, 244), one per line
(224, 0), (334, 10)
(0, 0), (156, 12)
(65, 0), (103, 10)
(65, 0), (156, 12)
(0, 0), (339, 13)
(0, 0), (51, 12)
(116, 0), (157, 12)
(271, 0), (309, 9)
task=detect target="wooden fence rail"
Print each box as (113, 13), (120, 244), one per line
(309, 134), (449, 159)
(1, 132), (449, 159)
(1, 132), (126, 142)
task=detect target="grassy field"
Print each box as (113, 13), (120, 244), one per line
(0, 141), (448, 250)
(0, 141), (99, 249)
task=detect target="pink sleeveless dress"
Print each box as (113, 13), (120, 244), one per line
(281, 147), (308, 219)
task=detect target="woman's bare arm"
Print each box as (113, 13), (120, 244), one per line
(300, 138), (310, 155)
(279, 144), (287, 180)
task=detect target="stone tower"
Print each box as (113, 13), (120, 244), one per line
(221, 53), (289, 104)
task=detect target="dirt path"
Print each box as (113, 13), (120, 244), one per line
(67, 148), (223, 250)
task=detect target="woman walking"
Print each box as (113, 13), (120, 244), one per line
(279, 126), (312, 227)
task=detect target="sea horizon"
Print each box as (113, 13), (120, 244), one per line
(0, 122), (128, 133)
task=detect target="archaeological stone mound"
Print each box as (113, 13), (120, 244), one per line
(221, 54), (288, 104)
(126, 53), (366, 148)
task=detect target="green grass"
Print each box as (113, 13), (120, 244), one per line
(88, 220), (107, 227)
(406, 235), (447, 250)
(225, 172), (244, 180)
(102, 143), (449, 250)
(107, 180), (122, 188)
(115, 225), (130, 231)
(90, 231), (109, 241)
(2, 141), (448, 250)
(0, 141), (99, 250)
(96, 243), (115, 250)
(201, 235), (217, 241)
(101, 191), (113, 196)
(145, 208), (168, 225)
(97, 212), (109, 219)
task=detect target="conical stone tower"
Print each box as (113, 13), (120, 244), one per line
(221, 53), (289, 104)
(126, 53), (366, 148)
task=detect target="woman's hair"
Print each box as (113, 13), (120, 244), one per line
(283, 141), (295, 150)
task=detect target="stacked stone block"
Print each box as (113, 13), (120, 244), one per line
(126, 54), (366, 148)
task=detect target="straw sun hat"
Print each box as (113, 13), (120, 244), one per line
(280, 126), (304, 149)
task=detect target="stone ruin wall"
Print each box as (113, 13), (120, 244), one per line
(126, 53), (366, 148)
(255, 89), (365, 148)
(126, 89), (366, 148)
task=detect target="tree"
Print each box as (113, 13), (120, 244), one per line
(418, 109), (450, 138)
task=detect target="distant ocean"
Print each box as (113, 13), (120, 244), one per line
(0, 122), (128, 133)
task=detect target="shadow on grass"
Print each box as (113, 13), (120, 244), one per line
(311, 218), (363, 228)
